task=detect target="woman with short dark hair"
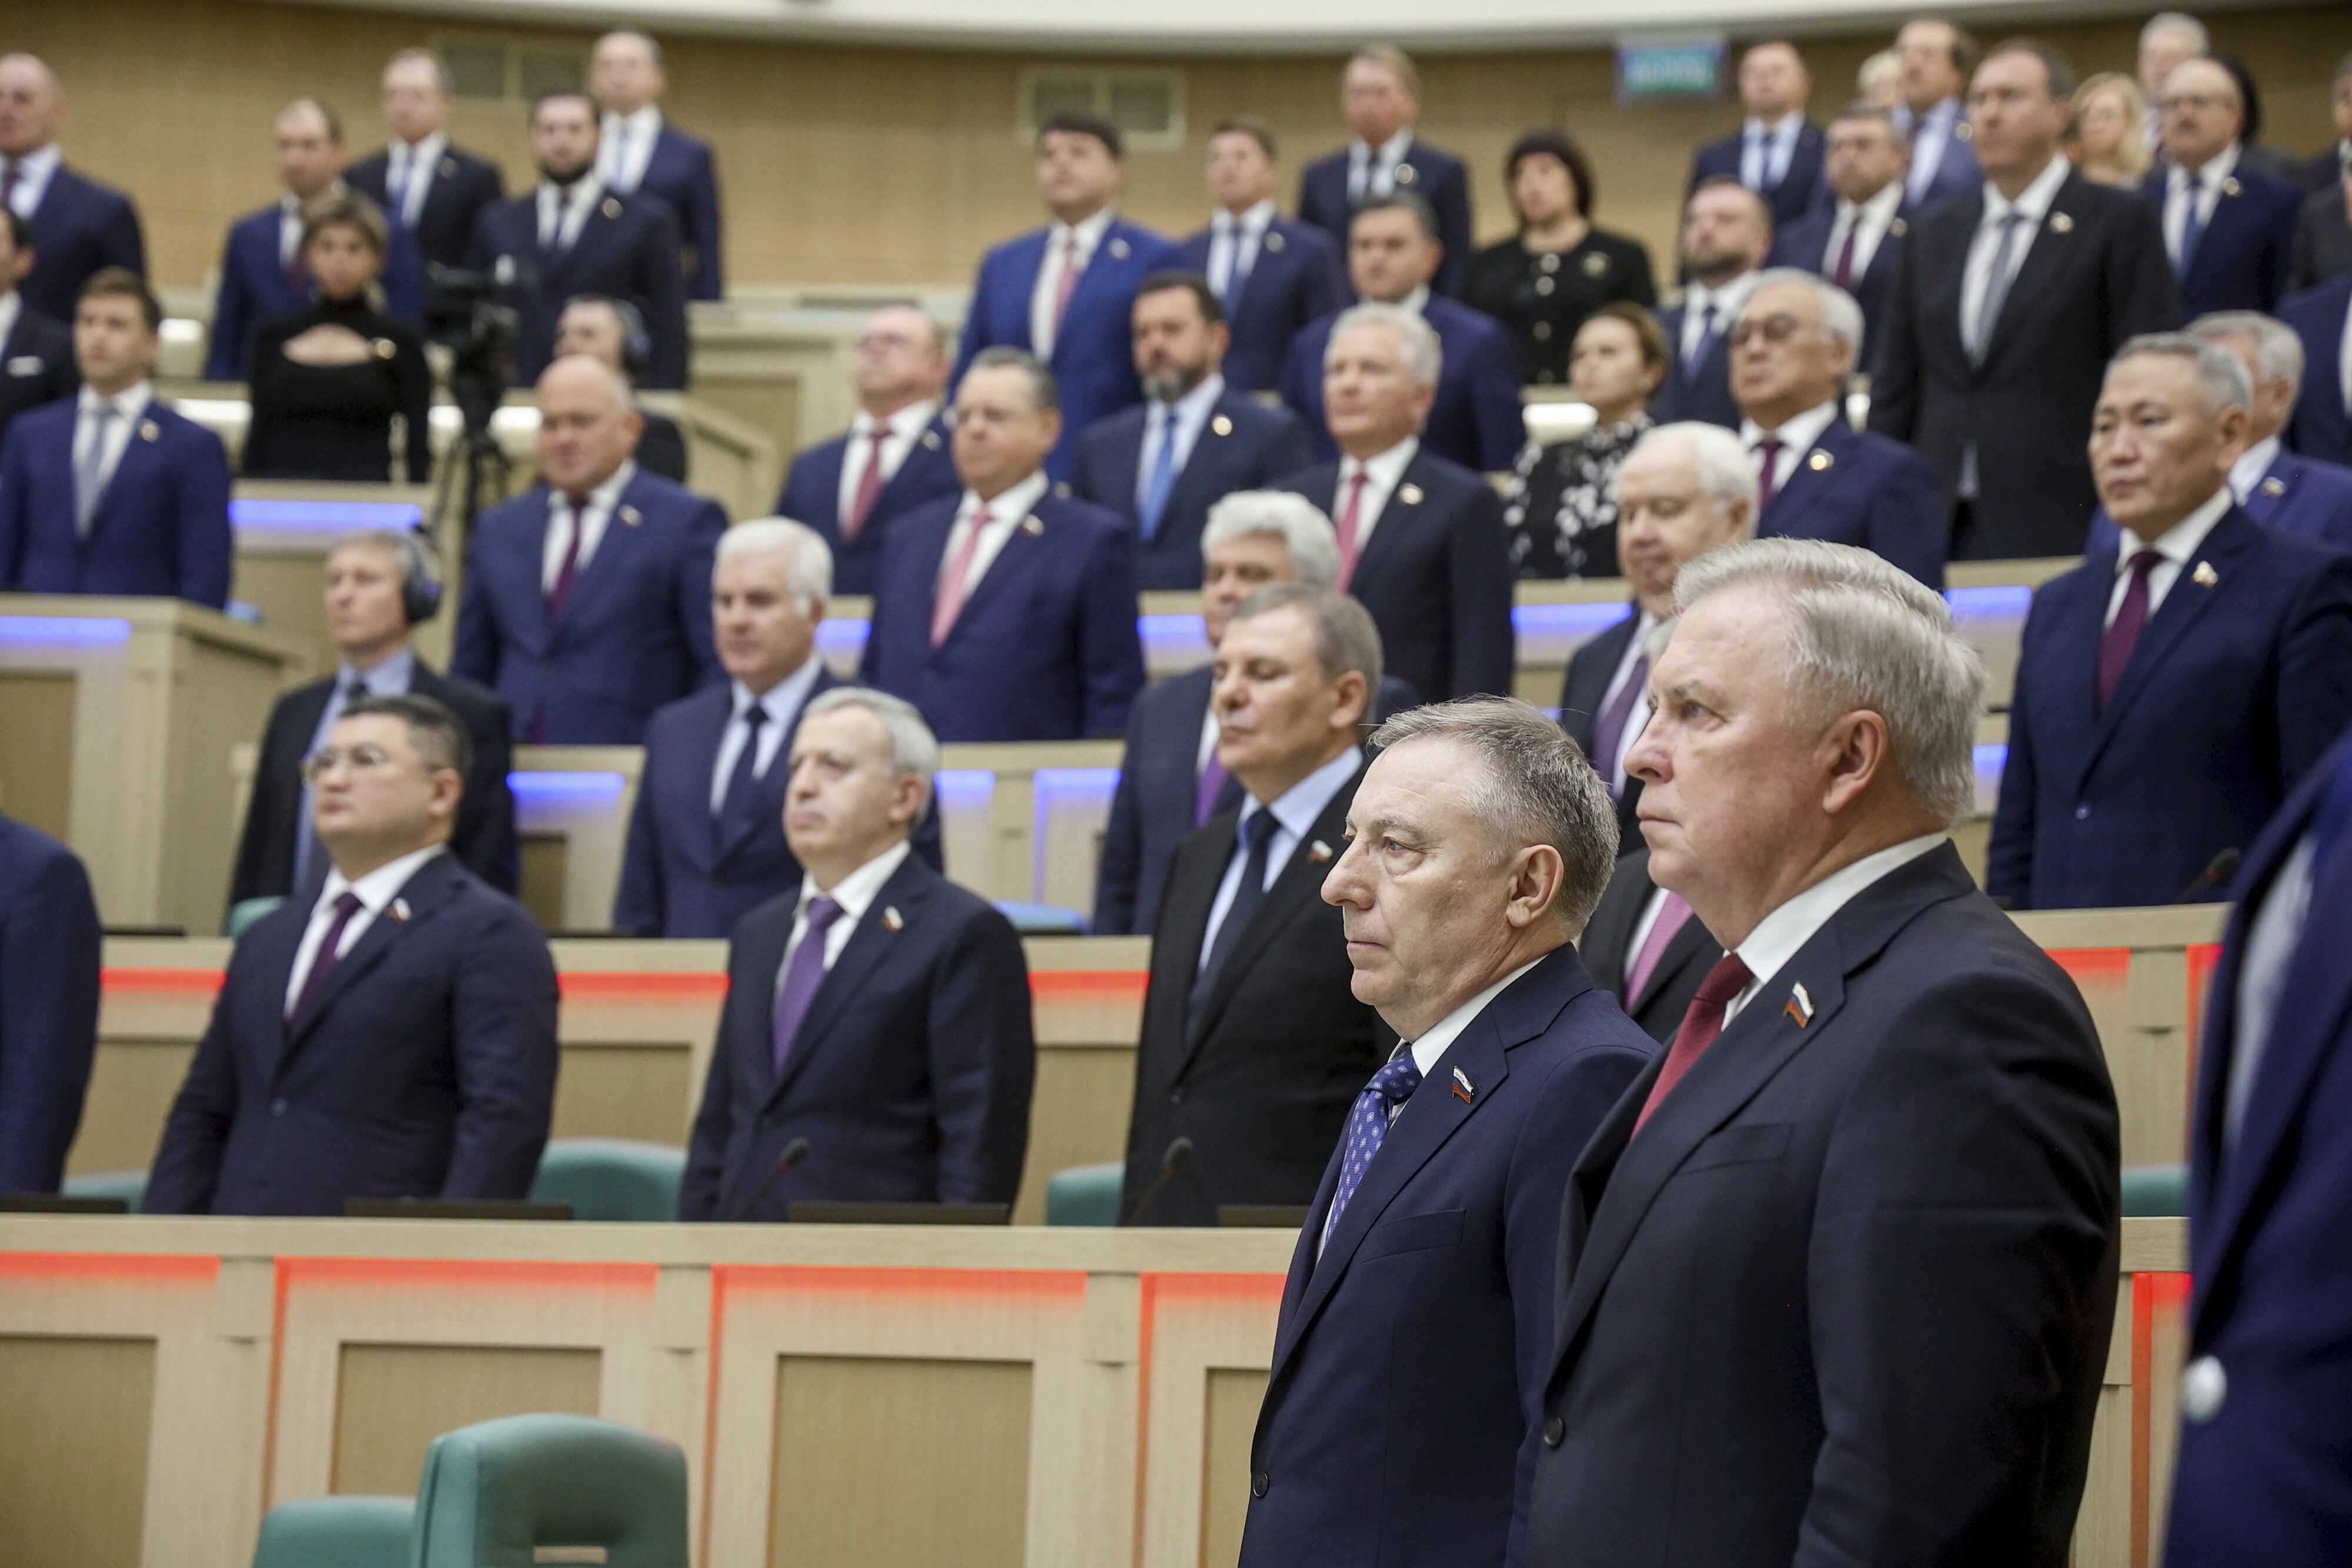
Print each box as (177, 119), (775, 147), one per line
(1462, 131), (1657, 387)
(1500, 303), (1668, 578)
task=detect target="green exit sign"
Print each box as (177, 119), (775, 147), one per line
(1618, 39), (1725, 101)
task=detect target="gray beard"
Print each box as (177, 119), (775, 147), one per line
(1144, 365), (1207, 404)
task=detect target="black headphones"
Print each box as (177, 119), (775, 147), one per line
(394, 529), (445, 624)
(568, 292), (652, 381)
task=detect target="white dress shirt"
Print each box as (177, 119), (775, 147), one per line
(2230, 436), (2282, 507)
(1721, 832), (1947, 1028)
(1333, 436), (1419, 556)
(1595, 609), (1659, 793)
(836, 399), (940, 528)
(1031, 207), (1115, 361)
(1198, 745), (1364, 975)
(1137, 373), (1226, 501)
(1823, 179), (1905, 283)
(2165, 143), (2240, 268)
(1208, 199), (1277, 298)
(74, 380), (152, 500)
(1740, 114), (1803, 192)
(536, 176), (605, 253)
(1679, 274), (1756, 365)
(277, 192), (309, 269)
(385, 132), (447, 227)
(0, 292), (19, 352)
(599, 106), (663, 193)
(707, 656), (824, 815)
(541, 460), (636, 591)
(1740, 400), (1842, 500)
(774, 839), (913, 988)
(2106, 486), (2231, 629)
(283, 844), (446, 1015)
(938, 469), (1050, 601)
(1348, 129), (1415, 203)
(1, 143), (61, 219)
(1959, 154), (2070, 357)
(1903, 98), (1963, 207)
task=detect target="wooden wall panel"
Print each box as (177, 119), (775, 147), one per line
(330, 1342), (603, 1496)
(0, 1335), (157, 1568)
(1198, 1368), (1267, 1568)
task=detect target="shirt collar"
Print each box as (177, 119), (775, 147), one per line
(1358, 128), (1415, 164)
(2173, 141), (2240, 188)
(855, 399), (938, 442)
(1846, 179), (1905, 225)
(1731, 832), (1947, 1001)
(1343, 434), (1419, 487)
(1685, 270), (1758, 319)
(1397, 283), (1432, 316)
(1741, 399), (1842, 452)
(1238, 742), (1362, 828)
(567, 459), (636, 511)
(1155, 372), (1226, 422)
(540, 173), (605, 208)
(397, 130), (447, 166)
(10, 144), (61, 181)
(336, 646), (416, 695)
(1406, 953), (1547, 1078)
(79, 380), (152, 423)
(607, 104), (663, 138)
(1220, 197), (1278, 232)
(1745, 112), (1800, 140)
(318, 843), (446, 919)
(2118, 483), (2233, 567)
(0, 292), (18, 341)
(733, 650), (823, 728)
(1983, 153), (2070, 225)
(960, 469), (1050, 526)
(800, 838), (913, 923)
(1051, 206), (1116, 253)
(2230, 436), (2283, 503)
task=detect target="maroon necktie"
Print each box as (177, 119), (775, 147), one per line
(1633, 951), (1754, 1135)
(288, 891), (365, 1024)
(1754, 437), (1785, 513)
(844, 426), (888, 541)
(546, 492), (592, 623)
(1832, 222), (1860, 293)
(1332, 468), (1371, 589)
(2096, 550), (2164, 712)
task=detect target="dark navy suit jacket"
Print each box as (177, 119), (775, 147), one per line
(0, 302), (77, 449)
(1652, 296), (1742, 430)
(346, 143), (505, 278)
(1758, 414), (1947, 588)
(677, 852), (1034, 1219)
(1989, 507), (2352, 910)
(954, 217), (1180, 479)
(2139, 162), (2305, 315)
(1557, 608), (1644, 850)
(1905, 111), (1982, 216)
(627, 124), (725, 302)
(1297, 138), (1475, 297)
(451, 467), (725, 745)
(0, 396), (233, 606)
(1688, 121), (1829, 225)
(145, 852), (559, 1216)
(467, 188), (690, 388)
(1277, 447), (1515, 703)
(204, 207), (303, 382)
(18, 163), (145, 323)
(858, 488), (1145, 742)
(1767, 202), (1907, 351)
(0, 815), (101, 1193)
(1237, 945), (1653, 1568)
(1070, 386), (1313, 590)
(1174, 218), (1349, 392)
(773, 413), (958, 597)
(1280, 296), (1524, 472)
(2240, 446), (2352, 549)
(2167, 731), (2352, 1568)
(2281, 272), (2352, 465)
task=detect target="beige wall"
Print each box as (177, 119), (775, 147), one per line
(14, 2), (2349, 296)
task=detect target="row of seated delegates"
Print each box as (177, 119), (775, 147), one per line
(453, 357), (724, 745)
(613, 518), (943, 941)
(231, 529), (517, 908)
(0, 209), (79, 450)
(588, 30), (726, 303)
(0, 810), (102, 1196)
(553, 293), (690, 484)
(1094, 493), (1424, 937)
(680, 688), (1034, 1219)
(1461, 132), (1657, 390)
(1298, 46), (1475, 297)
(0, 270), (232, 606)
(1991, 333), (2352, 911)
(148, 696), (559, 1215)
(0, 54), (146, 323)
(1122, 586), (1396, 1225)
(1180, 116), (1348, 395)
(2284, 264), (2352, 464)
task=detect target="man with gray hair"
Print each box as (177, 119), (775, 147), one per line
(1992, 332), (2352, 910)
(1275, 301), (1514, 703)
(2189, 310), (2352, 547)
(1526, 537), (2120, 1567)
(680, 685), (1033, 1220)
(1240, 696), (1653, 1566)
(1728, 267), (1946, 585)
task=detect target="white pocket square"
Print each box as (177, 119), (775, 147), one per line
(5, 356), (42, 376)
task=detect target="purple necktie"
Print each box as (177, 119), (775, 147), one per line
(770, 897), (846, 1077)
(1832, 220), (1860, 293)
(1589, 652), (1649, 795)
(1754, 437), (1785, 514)
(1623, 892), (1695, 1001)
(546, 493), (591, 623)
(1194, 748), (1231, 826)
(288, 891), (365, 1023)
(2097, 550), (2164, 712)
(1685, 302), (1719, 375)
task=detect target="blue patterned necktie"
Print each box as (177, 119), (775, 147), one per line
(1322, 1048), (1426, 1247)
(1137, 404), (1179, 543)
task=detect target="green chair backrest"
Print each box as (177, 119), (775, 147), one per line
(61, 1169), (146, 1212)
(412, 1413), (687, 1568)
(252, 1495), (414, 1568)
(226, 896), (288, 940)
(528, 1139), (688, 1222)
(2122, 1162), (2189, 1218)
(1045, 1161), (1124, 1226)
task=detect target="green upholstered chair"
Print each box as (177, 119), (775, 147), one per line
(412, 1414), (689, 1568)
(249, 1495), (413, 1568)
(225, 896), (286, 940)
(61, 1169), (146, 1211)
(2122, 1162), (2189, 1218)
(1045, 1161), (1124, 1226)
(528, 1139), (687, 1222)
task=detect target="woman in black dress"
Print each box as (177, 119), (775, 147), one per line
(243, 192), (432, 482)
(1499, 303), (1668, 579)
(1462, 131), (1658, 388)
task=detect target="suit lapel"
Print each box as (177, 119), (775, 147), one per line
(2087, 513), (2253, 764)
(1763, 419), (1850, 528)
(550, 473), (650, 640)
(879, 421), (950, 511)
(764, 858), (933, 1109)
(1099, 413), (1147, 516)
(1984, 178), (2086, 370)
(1630, 911), (1716, 1014)
(941, 502), (1050, 646)
(280, 855), (463, 1063)
(2238, 454), (2295, 529)
(1164, 397), (1240, 527)
(718, 670), (838, 864)
(1348, 456), (1430, 591)
(86, 407), (163, 549)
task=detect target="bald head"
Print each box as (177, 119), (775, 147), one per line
(537, 355), (642, 494)
(0, 55), (65, 159)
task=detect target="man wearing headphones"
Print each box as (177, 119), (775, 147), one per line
(229, 529), (518, 909)
(554, 293), (688, 483)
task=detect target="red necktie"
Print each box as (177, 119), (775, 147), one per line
(844, 426), (889, 541)
(2096, 550), (2164, 712)
(1832, 220), (1860, 293)
(1052, 233), (1084, 343)
(547, 492), (592, 623)
(1332, 468), (1371, 589)
(1754, 437), (1785, 513)
(931, 504), (993, 646)
(1633, 951), (1754, 1135)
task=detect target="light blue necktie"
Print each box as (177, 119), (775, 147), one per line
(1221, 220), (1254, 315)
(1137, 404), (1179, 543)
(607, 121), (632, 192)
(2175, 175), (2209, 279)
(74, 404), (116, 539)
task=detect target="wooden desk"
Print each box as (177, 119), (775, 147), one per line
(226, 483), (449, 671)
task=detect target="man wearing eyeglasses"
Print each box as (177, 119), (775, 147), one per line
(148, 693), (559, 1216)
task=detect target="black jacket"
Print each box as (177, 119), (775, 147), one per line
(0, 302), (76, 453)
(346, 143), (505, 277)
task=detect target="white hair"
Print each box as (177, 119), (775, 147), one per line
(1199, 491), (1342, 587)
(2140, 12), (2208, 52)
(2110, 332), (2253, 417)
(1619, 422), (1761, 526)
(798, 686), (940, 815)
(716, 517), (833, 613)
(2189, 311), (2304, 395)
(1672, 539), (1986, 826)
(1744, 266), (1866, 355)
(1326, 302), (1444, 391)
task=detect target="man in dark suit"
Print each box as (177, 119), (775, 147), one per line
(2280, 270), (2351, 464)
(0, 209), (76, 450)
(1558, 422), (1756, 848)
(467, 88), (690, 389)
(553, 294), (687, 482)
(860, 349), (1144, 742)
(1892, 18), (1983, 215)
(1688, 42), (1828, 227)
(590, 29), (724, 303)
(775, 306), (957, 596)
(1073, 271), (1311, 590)
(147, 694), (559, 1216)
(0, 269), (232, 606)
(2193, 310), (2352, 550)
(2141, 57), (2303, 316)
(0, 55), (146, 323)
(1296, 46), (1474, 297)
(1654, 179), (1772, 431)
(345, 49), (505, 283)
(956, 113), (1179, 480)
(1280, 195), (1523, 472)
(2164, 731), (2352, 1567)
(679, 688), (1033, 1219)
(1123, 586), (1391, 1225)
(1577, 846), (1724, 1045)
(1768, 105), (1910, 352)
(2299, 53), (2351, 193)
(1732, 269), (1946, 586)
(1177, 117), (1348, 394)
(1276, 303), (1513, 703)
(2292, 175), (2352, 292)
(1870, 40), (2181, 561)
(1239, 697), (1652, 1565)
(452, 356), (724, 744)
(203, 98), (351, 382)
(1992, 336), (2352, 911)
(1526, 536), (2120, 1568)
(231, 530), (515, 908)
(0, 812), (100, 1194)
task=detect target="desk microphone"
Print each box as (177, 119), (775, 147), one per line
(1122, 1137), (1194, 1226)
(2173, 848), (2243, 904)
(727, 1136), (810, 1222)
